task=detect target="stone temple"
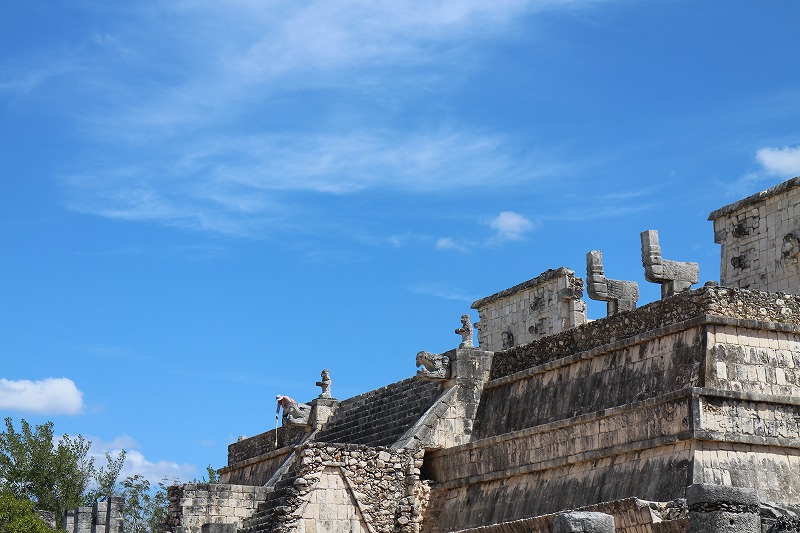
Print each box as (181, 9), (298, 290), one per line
(164, 177), (800, 533)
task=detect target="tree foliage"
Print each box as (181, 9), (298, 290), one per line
(0, 418), (94, 520)
(1, 418), (218, 533)
(0, 490), (52, 533)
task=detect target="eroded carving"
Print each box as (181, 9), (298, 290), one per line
(276, 395), (311, 426)
(316, 369), (332, 399)
(455, 314), (474, 348)
(416, 350), (451, 381)
(501, 330), (515, 349)
(641, 230), (699, 298)
(586, 250), (639, 315)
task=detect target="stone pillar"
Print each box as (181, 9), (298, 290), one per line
(63, 509), (77, 533)
(552, 511), (615, 532)
(76, 506), (93, 533)
(310, 397), (340, 429)
(92, 501), (107, 533)
(686, 484), (759, 533)
(107, 497), (124, 533)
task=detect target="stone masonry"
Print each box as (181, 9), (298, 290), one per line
(170, 176), (800, 533)
(471, 267), (587, 351)
(710, 176), (800, 292)
(63, 499), (124, 533)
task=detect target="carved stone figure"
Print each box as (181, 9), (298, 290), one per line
(416, 351), (451, 382)
(316, 369), (332, 399)
(586, 250), (639, 315)
(276, 395), (311, 426)
(782, 233), (800, 262)
(501, 330), (515, 349)
(640, 230), (699, 298)
(455, 314), (474, 348)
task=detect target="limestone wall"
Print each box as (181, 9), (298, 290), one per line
(427, 441), (692, 531)
(219, 445), (294, 486)
(166, 484), (268, 533)
(706, 322), (800, 396)
(242, 443), (425, 533)
(63, 499), (124, 533)
(227, 426), (309, 465)
(709, 176), (800, 292)
(474, 325), (704, 439)
(471, 268), (587, 352)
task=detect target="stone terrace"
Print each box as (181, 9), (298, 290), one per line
(490, 284), (800, 380)
(314, 377), (442, 447)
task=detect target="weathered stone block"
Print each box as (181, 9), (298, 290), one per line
(552, 511), (615, 532)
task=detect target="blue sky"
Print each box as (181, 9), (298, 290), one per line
(2, 0), (800, 483)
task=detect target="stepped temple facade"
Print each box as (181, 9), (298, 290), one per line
(164, 178), (800, 533)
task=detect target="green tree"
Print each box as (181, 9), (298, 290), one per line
(120, 476), (175, 533)
(0, 418), (94, 520)
(0, 490), (51, 533)
(84, 450), (126, 503)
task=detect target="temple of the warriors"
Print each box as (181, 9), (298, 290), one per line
(165, 177), (800, 533)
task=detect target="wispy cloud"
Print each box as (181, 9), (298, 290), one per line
(0, 378), (84, 415)
(409, 283), (477, 302)
(63, 130), (555, 236)
(436, 237), (472, 253)
(0, 0), (604, 238)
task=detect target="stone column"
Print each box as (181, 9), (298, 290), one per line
(63, 509), (77, 532)
(107, 497), (125, 533)
(552, 511), (615, 532)
(686, 484), (759, 533)
(92, 501), (107, 533)
(76, 506), (93, 533)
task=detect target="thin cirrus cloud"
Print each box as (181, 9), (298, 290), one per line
(5, 0), (603, 236)
(63, 131), (553, 236)
(0, 378), (84, 415)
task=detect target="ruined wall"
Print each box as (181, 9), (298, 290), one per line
(709, 176), (800, 292)
(396, 348), (494, 450)
(227, 426), (309, 465)
(220, 426), (309, 486)
(63, 499), (124, 533)
(706, 322), (800, 397)
(422, 498), (687, 533)
(471, 268), (586, 352)
(489, 285), (800, 380)
(427, 441), (692, 531)
(219, 446), (295, 486)
(474, 324), (704, 439)
(166, 484), (269, 533)
(242, 443), (425, 533)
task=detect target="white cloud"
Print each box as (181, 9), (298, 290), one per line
(756, 145), (800, 177)
(485, 211), (538, 242)
(436, 237), (471, 252)
(89, 437), (196, 485)
(0, 378), (84, 415)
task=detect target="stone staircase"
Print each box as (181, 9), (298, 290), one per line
(314, 377), (442, 447)
(240, 466), (300, 533)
